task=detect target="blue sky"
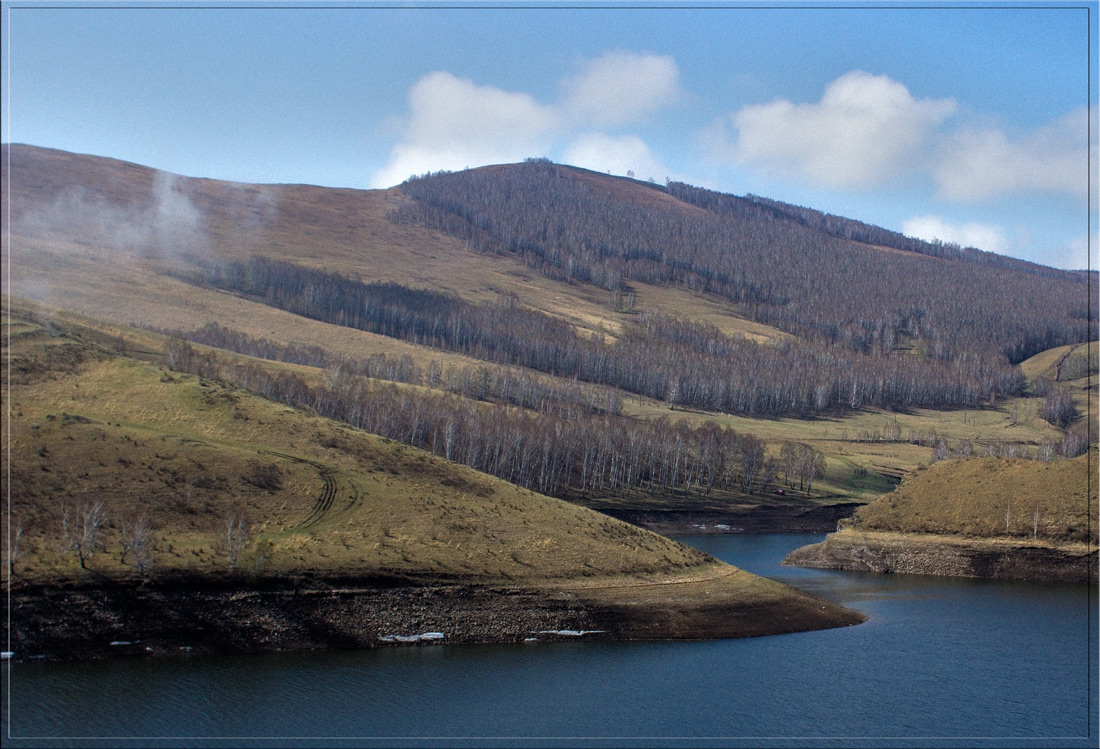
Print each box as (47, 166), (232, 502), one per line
(3, 1), (1096, 270)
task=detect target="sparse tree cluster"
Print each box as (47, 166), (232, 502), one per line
(197, 257), (1028, 417)
(165, 341), (792, 499)
(1038, 386), (1079, 429)
(164, 322), (623, 418)
(119, 510), (155, 577)
(60, 498), (107, 570)
(926, 431), (1091, 464)
(779, 442), (827, 492)
(221, 508), (251, 571)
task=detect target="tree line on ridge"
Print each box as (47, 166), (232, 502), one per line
(394, 160), (1094, 365)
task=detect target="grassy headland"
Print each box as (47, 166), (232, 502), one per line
(784, 451), (1097, 581)
(4, 145), (1096, 654)
(4, 303), (865, 659)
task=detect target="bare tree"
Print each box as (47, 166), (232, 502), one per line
(120, 510), (155, 577)
(1039, 387), (1078, 428)
(6, 516), (26, 577)
(799, 446), (827, 494)
(1039, 439), (1056, 462)
(222, 508), (251, 571)
(780, 441), (800, 488)
(61, 500), (107, 570)
(932, 439), (950, 462)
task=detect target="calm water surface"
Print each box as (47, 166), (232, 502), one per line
(3, 533), (1096, 748)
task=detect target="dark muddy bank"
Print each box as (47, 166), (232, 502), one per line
(5, 570), (865, 663)
(601, 502), (861, 536)
(5, 577), (590, 662)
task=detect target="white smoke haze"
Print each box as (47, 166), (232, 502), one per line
(5, 160), (286, 322)
(215, 180), (282, 243)
(10, 166), (283, 270)
(10, 170), (210, 262)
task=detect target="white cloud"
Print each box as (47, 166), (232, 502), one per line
(562, 133), (669, 182)
(372, 52), (688, 188)
(562, 51), (682, 127)
(370, 71), (559, 188)
(931, 107), (1093, 202)
(901, 215), (1008, 254)
(722, 70), (957, 190)
(1065, 232), (1099, 271)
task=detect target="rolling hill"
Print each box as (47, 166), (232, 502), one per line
(784, 450), (1097, 581)
(4, 300), (866, 658)
(4, 144), (1092, 497)
(2, 143), (1095, 654)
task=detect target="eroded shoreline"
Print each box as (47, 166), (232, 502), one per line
(4, 565), (866, 663)
(783, 529), (1097, 583)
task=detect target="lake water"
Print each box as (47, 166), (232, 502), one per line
(3, 533), (1096, 748)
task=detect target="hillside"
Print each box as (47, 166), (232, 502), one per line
(1, 144), (783, 346)
(3, 301), (867, 658)
(3, 143), (1094, 522)
(399, 160), (1092, 363)
(846, 451), (1095, 541)
(784, 451), (1097, 582)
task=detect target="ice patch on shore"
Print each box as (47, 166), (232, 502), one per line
(379, 632), (445, 643)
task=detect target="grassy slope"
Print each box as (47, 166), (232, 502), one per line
(785, 449), (1097, 580)
(3, 145), (1093, 513)
(4, 305), (709, 583)
(8, 303), (876, 647)
(6, 245), (1087, 510)
(2, 145), (787, 346)
(849, 450), (1097, 543)
(4, 301), (867, 643)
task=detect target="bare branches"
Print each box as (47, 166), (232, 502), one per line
(199, 256), (1031, 419)
(120, 510), (155, 577)
(222, 509), (251, 571)
(6, 516), (26, 577)
(60, 499), (107, 570)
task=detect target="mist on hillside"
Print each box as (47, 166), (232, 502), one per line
(11, 172), (210, 261)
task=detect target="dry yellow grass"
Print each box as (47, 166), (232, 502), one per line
(852, 450), (1097, 542)
(4, 307), (727, 587)
(1018, 341), (1092, 384)
(626, 281), (791, 343)
(5, 145), (1092, 517)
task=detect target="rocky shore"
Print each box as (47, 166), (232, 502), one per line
(5, 578), (594, 662)
(783, 529), (1097, 583)
(5, 567), (866, 663)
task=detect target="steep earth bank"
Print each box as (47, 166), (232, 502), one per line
(601, 502), (861, 536)
(5, 569), (866, 663)
(784, 529), (1096, 583)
